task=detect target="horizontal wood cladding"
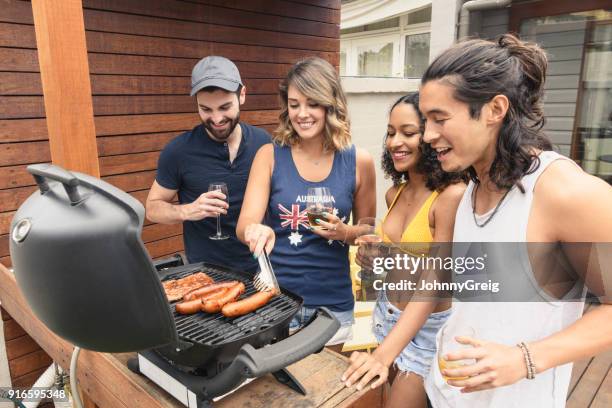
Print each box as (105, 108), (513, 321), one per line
(0, 22), (339, 63)
(82, 9), (339, 52)
(3, 316), (26, 340)
(0, 110), (279, 144)
(0, 72), (281, 96)
(6, 334), (40, 360)
(102, 170), (156, 191)
(285, 0), (340, 9)
(81, 0), (339, 38)
(0, 47), (297, 77)
(9, 348), (52, 379)
(176, 0), (339, 23)
(145, 234), (185, 259)
(0, 94), (280, 118)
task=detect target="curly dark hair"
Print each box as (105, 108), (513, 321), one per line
(381, 92), (466, 191)
(422, 33), (552, 192)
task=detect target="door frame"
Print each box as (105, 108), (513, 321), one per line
(510, 0), (611, 163)
(509, 0), (610, 33)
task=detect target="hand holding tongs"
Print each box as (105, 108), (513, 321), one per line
(253, 250), (280, 295)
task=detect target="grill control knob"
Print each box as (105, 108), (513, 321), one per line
(12, 218), (32, 243)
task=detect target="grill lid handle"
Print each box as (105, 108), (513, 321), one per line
(28, 163), (83, 205)
(205, 307), (339, 397)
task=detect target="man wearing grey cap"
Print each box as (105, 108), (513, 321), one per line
(146, 56), (270, 273)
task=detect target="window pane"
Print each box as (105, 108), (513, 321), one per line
(407, 6), (432, 25)
(357, 42), (394, 77)
(404, 33), (430, 77)
(340, 51), (347, 76)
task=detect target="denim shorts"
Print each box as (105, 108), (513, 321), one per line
(289, 306), (355, 346)
(373, 291), (451, 378)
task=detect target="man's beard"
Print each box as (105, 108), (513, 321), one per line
(203, 113), (240, 141)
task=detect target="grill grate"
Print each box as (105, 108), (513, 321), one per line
(164, 264), (300, 346)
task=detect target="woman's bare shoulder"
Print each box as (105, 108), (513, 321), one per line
(385, 184), (401, 208)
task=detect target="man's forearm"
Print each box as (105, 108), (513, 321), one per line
(530, 303), (612, 374)
(146, 200), (186, 224)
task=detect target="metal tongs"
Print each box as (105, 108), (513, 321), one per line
(253, 250), (281, 295)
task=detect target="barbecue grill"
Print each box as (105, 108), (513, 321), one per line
(9, 164), (340, 407)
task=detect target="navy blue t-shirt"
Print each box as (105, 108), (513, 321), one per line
(155, 122), (270, 273)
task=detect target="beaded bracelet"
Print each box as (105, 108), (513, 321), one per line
(517, 342), (536, 379)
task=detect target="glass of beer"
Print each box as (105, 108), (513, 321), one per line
(208, 182), (229, 240)
(354, 217), (384, 299)
(306, 187), (333, 229)
(438, 325), (476, 382)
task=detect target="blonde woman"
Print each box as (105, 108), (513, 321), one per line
(237, 57), (376, 352)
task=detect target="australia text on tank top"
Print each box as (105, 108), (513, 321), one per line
(267, 144), (356, 312)
(425, 151), (586, 408)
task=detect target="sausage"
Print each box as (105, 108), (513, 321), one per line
(175, 298), (203, 315)
(175, 288), (229, 315)
(221, 290), (275, 318)
(183, 281), (239, 301)
(202, 282), (246, 313)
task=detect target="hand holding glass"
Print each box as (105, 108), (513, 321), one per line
(209, 182), (229, 240)
(306, 187), (333, 229)
(354, 217), (384, 284)
(438, 326), (476, 382)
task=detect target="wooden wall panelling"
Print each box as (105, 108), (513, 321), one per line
(82, 9), (338, 52)
(178, 0), (340, 23)
(101, 171), (157, 191)
(94, 111), (278, 137)
(0, 0), (34, 24)
(91, 75), (281, 95)
(81, 0), (339, 38)
(0, 117), (47, 143)
(88, 54), (294, 77)
(0, 164), (42, 189)
(284, 0), (340, 9)
(0, 72), (42, 95)
(85, 31), (339, 65)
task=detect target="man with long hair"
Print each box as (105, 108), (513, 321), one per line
(419, 34), (612, 407)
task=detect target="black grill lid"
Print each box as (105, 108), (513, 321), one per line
(9, 164), (177, 352)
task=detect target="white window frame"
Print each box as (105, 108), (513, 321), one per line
(352, 33), (400, 77)
(341, 15), (431, 78)
(401, 22), (431, 78)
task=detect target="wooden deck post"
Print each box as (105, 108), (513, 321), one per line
(31, 0), (100, 177)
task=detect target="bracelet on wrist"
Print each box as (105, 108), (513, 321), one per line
(516, 342), (536, 380)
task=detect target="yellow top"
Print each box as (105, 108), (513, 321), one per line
(382, 183), (438, 249)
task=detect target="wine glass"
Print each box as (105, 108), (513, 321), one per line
(438, 325), (476, 383)
(208, 182), (229, 240)
(306, 187), (334, 230)
(354, 217), (384, 299)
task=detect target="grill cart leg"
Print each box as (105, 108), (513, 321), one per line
(127, 357), (140, 374)
(272, 368), (306, 395)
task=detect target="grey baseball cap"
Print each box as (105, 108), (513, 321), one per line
(190, 56), (243, 96)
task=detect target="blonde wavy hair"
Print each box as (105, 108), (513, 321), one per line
(274, 57), (351, 151)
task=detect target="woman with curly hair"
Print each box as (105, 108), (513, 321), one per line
(237, 57), (376, 351)
(341, 92), (465, 408)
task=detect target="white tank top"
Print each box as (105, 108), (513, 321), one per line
(425, 151), (586, 408)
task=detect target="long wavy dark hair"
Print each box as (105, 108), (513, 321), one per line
(422, 33), (552, 192)
(382, 92), (466, 191)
